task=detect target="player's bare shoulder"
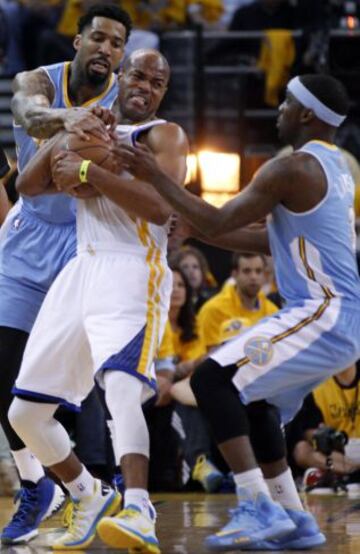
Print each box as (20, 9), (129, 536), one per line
(12, 67), (54, 98)
(290, 151), (324, 183)
(145, 122), (189, 155)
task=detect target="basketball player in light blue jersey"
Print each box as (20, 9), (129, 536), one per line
(0, 3), (132, 545)
(119, 74), (360, 551)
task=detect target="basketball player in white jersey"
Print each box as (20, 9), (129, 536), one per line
(8, 49), (188, 553)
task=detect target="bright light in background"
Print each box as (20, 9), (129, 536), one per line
(198, 151), (240, 193)
(185, 153), (198, 185)
(202, 192), (236, 207)
(347, 15), (357, 29)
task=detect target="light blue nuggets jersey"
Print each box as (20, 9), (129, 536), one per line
(13, 62), (118, 223)
(267, 140), (360, 307)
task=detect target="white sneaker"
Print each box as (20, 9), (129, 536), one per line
(97, 504), (160, 554)
(52, 480), (121, 550)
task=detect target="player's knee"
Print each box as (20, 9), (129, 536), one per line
(190, 359), (223, 403)
(8, 398), (32, 438)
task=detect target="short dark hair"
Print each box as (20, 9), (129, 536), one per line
(299, 74), (350, 117)
(231, 252), (266, 270)
(78, 3), (132, 42)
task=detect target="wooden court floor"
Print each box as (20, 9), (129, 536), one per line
(0, 493), (360, 553)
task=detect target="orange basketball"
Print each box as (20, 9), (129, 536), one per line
(56, 132), (115, 171)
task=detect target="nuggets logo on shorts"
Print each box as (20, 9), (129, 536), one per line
(244, 336), (273, 366)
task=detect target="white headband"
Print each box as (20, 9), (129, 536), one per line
(287, 76), (346, 127)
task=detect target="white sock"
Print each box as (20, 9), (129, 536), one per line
(124, 488), (150, 517)
(266, 468), (304, 511)
(234, 467), (271, 501)
(11, 448), (45, 484)
(65, 466), (96, 500)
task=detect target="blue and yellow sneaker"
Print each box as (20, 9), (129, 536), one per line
(53, 479), (121, 550)
(97, 503), (160, 554)
(1, 476), (65, 544)
(242, 508), (326, 550)
(205, 491), (296, 551)
(192, 455), (224, 493)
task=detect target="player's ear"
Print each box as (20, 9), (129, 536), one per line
(73, 34), (82, 51)
(301, 108), (315, 124)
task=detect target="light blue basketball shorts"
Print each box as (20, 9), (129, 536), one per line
(0, 203), (76, 332)
(210, 297), (360, 423)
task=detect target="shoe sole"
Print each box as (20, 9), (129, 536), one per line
(1, 529), (38, 545)
(205, 519), (297, 551)
(52, 492), (121, 551)
(241, 532), (326, 551)
(284, 532), (327, 550)
(97, 519), (160, 554)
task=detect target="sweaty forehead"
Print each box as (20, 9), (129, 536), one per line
(88, 16), (127, 40)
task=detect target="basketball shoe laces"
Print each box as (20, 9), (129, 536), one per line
(113, 503), (156, 527)
(8, 487), (41, 527)
(229, 501), (257, 521)
(62, 501), (73, 527)
(65, 498), (90, 540)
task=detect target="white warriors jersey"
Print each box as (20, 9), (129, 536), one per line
(76, 119), (169, 255)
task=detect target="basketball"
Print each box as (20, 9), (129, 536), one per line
(52, 132), (115, 172)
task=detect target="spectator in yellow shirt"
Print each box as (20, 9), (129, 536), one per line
(286, 362), (360, 492)
(198, 252), (278, 351)
(147, 266), (205, 490)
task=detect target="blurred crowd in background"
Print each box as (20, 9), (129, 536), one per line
(1, 0), (360, 499)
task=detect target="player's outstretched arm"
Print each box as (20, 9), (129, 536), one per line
(11, 69), (111, 141)
(199, 226), (271, 255)
(172, 215), (270, 254)
(120, 144), (289, 236)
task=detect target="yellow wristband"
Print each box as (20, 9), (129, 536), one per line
(79, 160), (92, 184)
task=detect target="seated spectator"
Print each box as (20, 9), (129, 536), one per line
(198, 252), (278, 351)
(122, 0), (223, 30)
(155, 266), (222, 492)
(286, 362), (360, 493)
(147, 266), (206, 491)
(170, 245), (218, 312)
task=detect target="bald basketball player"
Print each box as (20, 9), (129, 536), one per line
(9, 49), (188, 553)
